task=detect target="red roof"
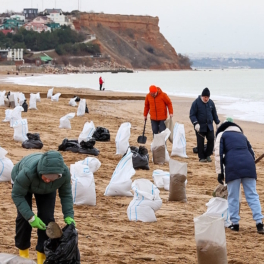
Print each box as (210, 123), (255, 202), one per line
(0, 29), (13, 35)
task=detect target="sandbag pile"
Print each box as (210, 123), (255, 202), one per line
(115, 122), (131, 155)
(70, 163), (96, 205)
(0, 147), (14, 182)
(104, 148), (135, 196)
(171, 122), (188, 158)
(168, 159), (187, 202)
(92, 127), (110, 141)
(22, 133), (43, 149)
(129, 146), (149, 170)
(127, 179), (162, 222)
(152, 169), (170, 189)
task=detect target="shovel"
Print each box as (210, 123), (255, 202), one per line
(137, 120), (147, 144)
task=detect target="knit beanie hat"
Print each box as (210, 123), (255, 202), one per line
(149, 85), (158, 93)
(201, 87), (210, 97)
(226, 117), (233, 122)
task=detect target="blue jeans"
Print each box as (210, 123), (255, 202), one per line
(151, 120), (166, 135)
(227, 178), (263, 225)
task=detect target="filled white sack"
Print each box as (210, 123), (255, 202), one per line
(0, 253), (36, 264)
(152, 169), (170, 188)
(29, 93), (38, 110)
(36, 92), (41, 102)
(78, 121), (95, 143)
(59, 113), (75, 129)
(10, 92), (19, 106)
(13, 119), (28, 142)
(51, 93), (61, 102)
(0, 147), (14, 182)
(77, 99), (86, 116)
(47, 87), (54, 98)
(3, 109), (13, 122)
(69, 97), (77, 107)
(0, 95), (5, 106)
(10, 106), (24, 127)
(18, 92), (26, 106)
(77, 157), (101, 173)
(171, 122), (188, 158)
(115, 122), (131, 155)
(104, 148), (135, 196)
(0, 90), (6, 97)
(127, 179), (162, 222)
(70, 164), (96, 206)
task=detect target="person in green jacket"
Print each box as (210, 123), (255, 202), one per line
(11, 151), (75, 264)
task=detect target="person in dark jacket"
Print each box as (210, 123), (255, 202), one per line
(11, 151), (75, 263)
(189, 87), (221, 162)
(215, 119), (264, 234)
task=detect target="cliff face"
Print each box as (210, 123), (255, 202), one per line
(79, 13), (191, 70)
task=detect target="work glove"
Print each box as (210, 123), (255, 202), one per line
(28, 215), (46, 230)
(216, 122), (221, 129)
(194, 123), (200, 132)
(217, 174), (224, 185)
(64, 216), (76, 226)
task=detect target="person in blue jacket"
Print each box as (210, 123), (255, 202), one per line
(189, 87), (221, 162)
(215, 118), (264, 233)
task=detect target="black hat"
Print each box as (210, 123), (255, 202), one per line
(202, 87), (210, 97)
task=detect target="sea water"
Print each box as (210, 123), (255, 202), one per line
(3, 69), (264, 124)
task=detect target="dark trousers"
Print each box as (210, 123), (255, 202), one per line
(99, 84), (103, 90)
(196, 130), (214, 159)
(15, 191), (56, 253)
(151, 119), (166, 135)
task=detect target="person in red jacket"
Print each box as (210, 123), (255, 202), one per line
(144, 85), (173, 135)
(99, 77), (104, 91)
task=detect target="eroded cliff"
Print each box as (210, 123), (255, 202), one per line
(79, 13), (191, 70)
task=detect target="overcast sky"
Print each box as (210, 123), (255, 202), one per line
(1, 0), (264, 54)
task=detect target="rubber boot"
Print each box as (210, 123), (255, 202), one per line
(37, 251), (46, 264)
(19, 249), (29, 258)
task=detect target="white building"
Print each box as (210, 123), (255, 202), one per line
(47, 11), (66, 25)
(10, 14), (25, 21)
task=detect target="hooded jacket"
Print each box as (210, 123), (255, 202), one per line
(214, 122), (256, 183)
(11, 151), (74, 221)
(143, 87), (173, 121)
(189, 95), (220, 132)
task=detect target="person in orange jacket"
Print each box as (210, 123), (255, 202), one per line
(144, 85), (173, 135)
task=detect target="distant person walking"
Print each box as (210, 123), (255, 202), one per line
(144, 85), (173, 135)
(215, 118), (264, 234)
(189, 87), (221, 162)
(99, 76), (104, 91)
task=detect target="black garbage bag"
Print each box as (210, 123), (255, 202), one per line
(22, 99), (28, 112)
(85, 104), (89, 113)
(44, 223), (80, 264)
(74, 96), (80, 102)
(22, 133), (43, 149)
(193, 144), (207, 154)
(92, 127), (110, 141)
(79, 138), (100, 156)
(58, 139), (80, 153)
(130, 146), (149, 170)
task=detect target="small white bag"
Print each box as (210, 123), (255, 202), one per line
(36, 92), (41, 102)
(51, 93), (61, 102)
(78, 121), (96, 143)
(69, 97), (77, 107)
(0, 95), (4, 106)
(104, 148), (135, 196)
(152, 169), (170, 188)
(171, 122), (188, 158)
(115, 122), (131, 155)
(10, 106), (24, 128)
(0, 147), (14, 182)
(13, 119), (28, 142)
(59, 113), (75, 129)
(47, 87), (54, 98)
(18, 92), (26, 106)
(29, 93), (38, 110)
(3, 109), (13, 122)
(77, 157), (101, 173)
(77, 99), (86, 116)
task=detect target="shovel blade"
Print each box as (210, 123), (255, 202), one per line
(137, 135), (147, 144)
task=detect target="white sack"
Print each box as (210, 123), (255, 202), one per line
(152, 169), (170, 188)
(0, 95), (5, 106)
(29, 93), (38, 110)
(115, 122), (131, 155)
(171, 122), (188, 158)
(0, 90), (6, 97)
(77, 99), (86, 116)
(13, 119), (28, 142)
(69, 97), (77, 107)
(59, 113), (75, 129)
(0, 146), (14, 182)
(78, 121), (95, 143)
(204, 197), (231, 227)
(51, 93), (61, 102)
(3, 109), (13, 122)
(47, 87), (54, 98)
(127, 179), (162, 222)
(10, 92), (19, 106)
(104, 148), (135, 196)
(10, 106), (24, 127)
(0, 253), (36, 264)
(18, 92), (26, 105)
(36, 92), (41, 102)
(77, 157), (101, 173)
(71, 164), (96, 206)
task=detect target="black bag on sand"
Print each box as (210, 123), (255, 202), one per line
(92, 127), (110, 141)
(58, 139), (80, 153)
(44, 223), (80, 264)
(22, 100), (28, 112)
(22, 133), (43, 149)
(85, 104), (89, 113)
(74, 96), (80, 102)
(129, 146), (150, 170)
(79, 139), (100, 156)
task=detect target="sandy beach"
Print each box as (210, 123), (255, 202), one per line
(0, 79), (264, 263)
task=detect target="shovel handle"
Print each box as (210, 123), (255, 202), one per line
(255, 153), (264, 164)
(142, 119), (146, 137)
